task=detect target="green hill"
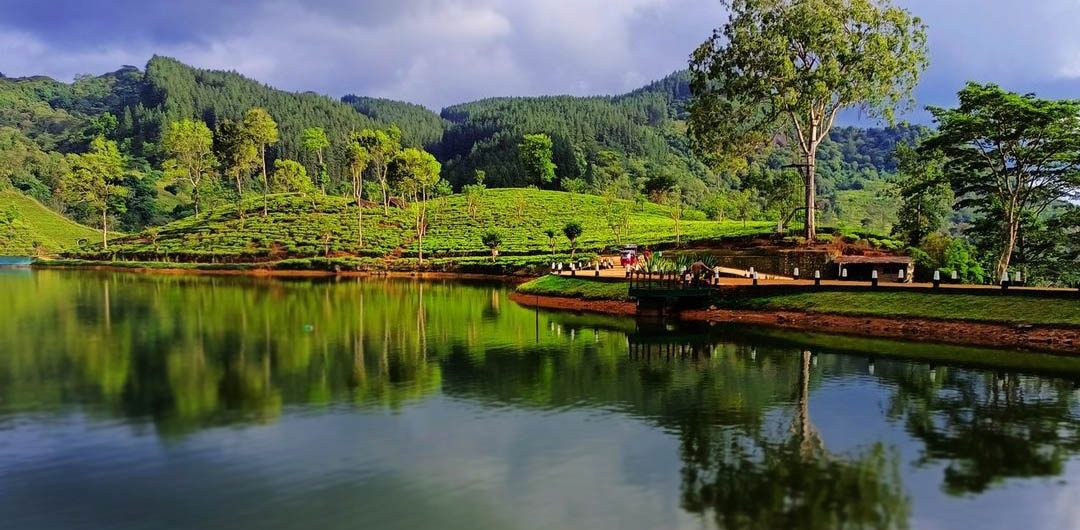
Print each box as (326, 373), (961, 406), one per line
(0, 190), (101, 254)
(1, 57), (927, 241)
(74, 189), (773, 269)
(436, 79), (695, 188)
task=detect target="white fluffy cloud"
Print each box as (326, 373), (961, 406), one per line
(0, 0), (722, 108)
(2, 0), (1080, 116)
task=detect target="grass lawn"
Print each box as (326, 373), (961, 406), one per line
(516, 275), (630, 301)
(718, 291), (1080, 327)
(516, 276), (1080, 327)
(0, 190), (102, 254)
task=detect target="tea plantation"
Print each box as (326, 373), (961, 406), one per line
(69, 189), (774, 270)
(0, 190), (102, 255)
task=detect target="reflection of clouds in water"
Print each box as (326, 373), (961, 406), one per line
(2, 398), (699, 530)
(1051, 463), (1080, 529)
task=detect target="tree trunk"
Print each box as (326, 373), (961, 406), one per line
(804, 151), (817, 240)
(417, 190), (427, 265)
(356, 196), (364, 248)
(102, 209), (109, 249)
(995, 215), (1020, 283)
(317, 150), (325, 194)
(381, 169), (389, 214)
(261, 145), (269, 217)
(235, 175), (245, 222)
(193, 179), (200, 216)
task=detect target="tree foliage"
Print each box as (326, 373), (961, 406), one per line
(923, 83), (1080, 280)
(562, 221), (583, 258)
(396, 147), (442, 263)
(161, 119), (216, 215)
(480, 229), (503, 262)
(59, 136), (127, 247)
(301, 126), (330, 192)
(243, 108), (279, 216)
(518, 133), (557, 187)
(892, 143), (951, 246)
(689, 0), (928, 239)
(271, 159), (313, 196)
(356, 126), (403, 214)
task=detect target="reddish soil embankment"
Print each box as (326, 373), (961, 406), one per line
(35, 264), (529, 283)
(509, 292), (638, 315)
(510, 293), (1080, 354)
(681, 308), (1080, 354)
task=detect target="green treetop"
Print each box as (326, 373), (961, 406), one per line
(519, 133), (557, 187)
(892, 142), (951, 247)
(923, 83), (1080, 281)
(59, 136), (127, 248)
(301, 127), (331, 193)
(356, 126), (403, 214)
(271, 159), (314, 196)
(346, 141), (372, 247)
(242, 108), (280, 216)
(689, 0), (928, 240)
(215, 118), (260, 218)
(396, 147), (442, 263)
(162, 119), (217, 216)
(481, 229), (503, 262)
(563, 221), (583, 259)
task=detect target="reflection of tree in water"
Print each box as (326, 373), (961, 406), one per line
(678, 350), (910, 530)
(3, 274), (634, 435)
(9, 271), (1080, 520)
(883, 364), (1080, 494)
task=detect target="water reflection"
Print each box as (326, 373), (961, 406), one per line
(885, 366), (1080, 495)
(3, 271), (1080, 529)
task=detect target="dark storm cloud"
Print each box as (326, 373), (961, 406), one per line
(1, 0), (1078, 121)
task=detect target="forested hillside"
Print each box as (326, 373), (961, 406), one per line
(0, 57), (921, 242)
(342, 95), (446, 148)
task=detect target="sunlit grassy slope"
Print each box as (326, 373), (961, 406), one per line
(83, 189), (774, 263)
(0, 190), (101, 255)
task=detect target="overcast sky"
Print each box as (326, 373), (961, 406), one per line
(1, 0), (1079, 123)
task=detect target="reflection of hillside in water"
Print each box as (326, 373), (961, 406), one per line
(3, 270), (1080, 519)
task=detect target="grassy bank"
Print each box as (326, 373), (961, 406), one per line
(516, 275), (630, 301)
(717, 291), (1080, 327)
(516, 276), (1080, 327)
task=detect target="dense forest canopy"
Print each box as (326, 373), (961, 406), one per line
(0, 58), (918, 212)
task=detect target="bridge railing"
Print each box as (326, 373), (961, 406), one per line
(628, 271), (715, 291)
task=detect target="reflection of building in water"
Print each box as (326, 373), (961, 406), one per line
(627, 321), (715, 359)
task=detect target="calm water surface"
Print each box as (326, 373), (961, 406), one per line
(3, 270), (1080, 530)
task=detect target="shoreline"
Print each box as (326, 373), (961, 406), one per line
(28, 264), (1080, 354)
(509, 292), (1080, 355)
(31, 263), (530, 283)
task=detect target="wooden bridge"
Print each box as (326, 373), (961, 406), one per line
(628, 272), (716, 313)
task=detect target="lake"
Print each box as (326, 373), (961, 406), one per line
(3, 270), (1080, 530)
